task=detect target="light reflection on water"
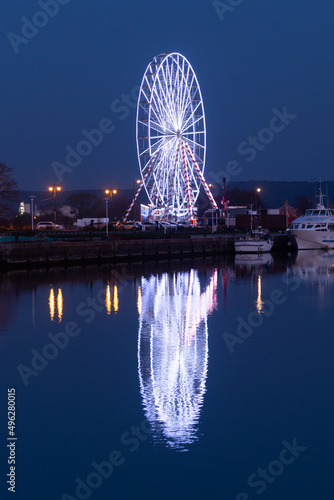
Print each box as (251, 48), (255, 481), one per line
(47, 281), (120, 321)
(48, 287), (63, 322)
(137, 268), (218, 451)
(113, 284), (119, 313)
(291, 249), (334, 285)
(106, 283), (112, 315)
(49, 287), (55, 321)
(2, 253), (334, 498)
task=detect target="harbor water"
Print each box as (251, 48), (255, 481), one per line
(1, 250), (334, 499)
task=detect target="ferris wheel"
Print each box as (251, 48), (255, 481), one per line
(124, 52), (217, 223)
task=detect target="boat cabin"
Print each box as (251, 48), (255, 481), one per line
(304, 209), (334, 217)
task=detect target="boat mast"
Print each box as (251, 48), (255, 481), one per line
(316, 178), (326, 209)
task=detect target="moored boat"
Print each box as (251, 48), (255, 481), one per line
(234, 231), (273, 253)
(288, 186), (334, 250)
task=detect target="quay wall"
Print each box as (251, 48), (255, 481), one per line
(0, 234), (290, 269)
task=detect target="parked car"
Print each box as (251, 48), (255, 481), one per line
(36, 221), (64, 231)
(122, 221), (138, 231)
(114, 221), (136, 231)
(140, 221), (158, 231)
(177, 220), (192, 228)
(157, 221), (177, 231)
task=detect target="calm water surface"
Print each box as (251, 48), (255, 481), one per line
(1, 251), (334, 500)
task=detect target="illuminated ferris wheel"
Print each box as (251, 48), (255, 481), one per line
(124, 52), (217, 222)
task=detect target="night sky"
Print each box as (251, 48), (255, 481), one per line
(1, 0), (333, 191)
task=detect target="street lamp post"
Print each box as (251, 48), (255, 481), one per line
(255, 188), (261, 227)
(209, 184), (216, 233)
(255, 188), (261, 211)
(48, 185), (61, 222)
(105, 188), (117, 233)
(29, 195), (36, 230)
(133, 180), (141, 220)
(105, 198), (109, 236)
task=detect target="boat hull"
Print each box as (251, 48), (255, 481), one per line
(234, 240), (273, 254)
(289, 229), (334, 250)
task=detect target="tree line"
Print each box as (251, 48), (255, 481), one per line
(0, 159), (317, 229)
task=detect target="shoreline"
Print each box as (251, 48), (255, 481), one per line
(0, 234), (292, 270)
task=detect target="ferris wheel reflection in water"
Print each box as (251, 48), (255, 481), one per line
(137, 269), (218, 451)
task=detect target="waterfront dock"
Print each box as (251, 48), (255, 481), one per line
(0, 233), (292, 269)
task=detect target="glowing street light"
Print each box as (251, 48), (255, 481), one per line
(105, 189), (117, 197)
(48, 185), (61, 222)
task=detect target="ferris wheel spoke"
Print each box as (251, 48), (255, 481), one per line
(182, 130), (205, 136)
(143, 75), (154, 95)
(180, 96), (193, 128)
(148, 119), (165, 136)
(180, 100), (194, 130)
(179, 58), (189, 120)
(140, 137), (169, 163)
(172, 57), (182, 122)
(166, 62), (179, 127)
(150, 137), (175, 160)
(153, 75), (172, 124)
(182, 135), (205, 152)
(150, 106), (176, 136)
(139, 145), (152, 159)
(150, 118), (175, 137)
(149, 134), (173, 140)
(151, 86), (175, 131)
(158, 67), (178, 130)
(139, 88), (151, 111)
(150, 90), (167, 124)
(163, 61), (180, 129)
(178, 64), (192, 119)
(181, 102), (203, 132)
(150, 101), (167, 132)
(150, 85), (167, 120)
(140, 136), (163, 157)
(152, 159), (167, 202)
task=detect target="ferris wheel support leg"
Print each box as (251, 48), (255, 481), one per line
(181, 142), (195, 224)
(184, 142), (218, 210)
(148, 154), (166, 219)
(123, 182), (144, 222)
(123, 153), (157, 222)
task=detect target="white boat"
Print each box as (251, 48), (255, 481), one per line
(234, 231), (274, 253)
(288, 186), (334, 250)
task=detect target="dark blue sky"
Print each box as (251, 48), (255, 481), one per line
(1, 0), (333, 191)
